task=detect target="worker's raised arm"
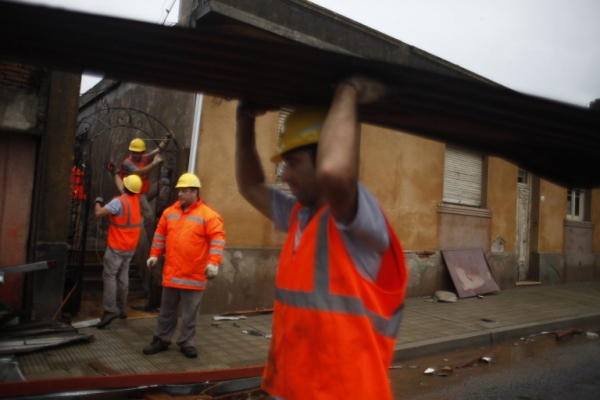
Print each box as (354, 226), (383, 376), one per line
(317, 77), (387, 225)
(235, 101), (273, 220)
(93, 197), (111, 218)
(126, 154), (164, 176)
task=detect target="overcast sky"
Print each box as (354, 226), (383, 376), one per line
(14, 0), (600, 107)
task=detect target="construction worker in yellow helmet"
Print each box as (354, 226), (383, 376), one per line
(106, 131), (175, 245)
(144, 172), (225, 359)
(235, 76), (407, 399)
(92, 174), (143, 329)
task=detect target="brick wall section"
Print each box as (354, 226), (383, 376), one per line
(0, 61), (44, 89)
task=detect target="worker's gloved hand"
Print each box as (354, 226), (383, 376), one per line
(153, 154), (165, 166)
(94, 197), (104, 206)
(106, 162), (117, 176)
(147, 257), (158, 269)
(236, 101), (276, 120)
(205, 263), (219, 280)
(159, 132), (172, 152)
(342, 75), (388, 104)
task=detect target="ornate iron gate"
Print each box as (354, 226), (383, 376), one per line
(64, 107), (179, 316)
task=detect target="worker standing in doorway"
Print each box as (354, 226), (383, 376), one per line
(93, 174), (143, 329)
(143, 173), (226, 359)
(235, 76), (407, 399)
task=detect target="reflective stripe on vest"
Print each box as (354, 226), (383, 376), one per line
(275, 210), (404, 339)
(170, 277), (207, 287)
(108, 196), (142, 229)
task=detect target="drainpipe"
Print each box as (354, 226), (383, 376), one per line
(188, 93), (204, 172)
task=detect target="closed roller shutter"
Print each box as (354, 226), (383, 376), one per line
(443, 145), (482, 206)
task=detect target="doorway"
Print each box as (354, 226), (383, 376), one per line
(516, 169), (531, 281)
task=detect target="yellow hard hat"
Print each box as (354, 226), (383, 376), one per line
(123, 174), (142, 194)
(129, 138), (146, 152)
(175, 173), (201, 188)
(271, 107), (328, 163)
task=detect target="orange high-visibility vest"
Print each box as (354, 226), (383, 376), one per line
(262, 206), (407, 400)
(120, 154), (150, 194)
(150, 199), (226, 291)
(107, 194), (142, 251)
(70, 166), (86, 200)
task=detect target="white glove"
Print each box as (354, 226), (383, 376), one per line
(342, 75), (388, 104)
(205, 263), (219, 280)
(153, 154), (165, 165)
(147, 257), (158, 269)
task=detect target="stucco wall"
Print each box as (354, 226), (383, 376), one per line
(195, 97), (287, 248)
(360, 125), (443, 251)
(538, 180), (566, 252)
(201, 247), (278, 314)
(487, 157), (517, 252)
(564, 220), (594, 282)
(0, 62), (47, 133)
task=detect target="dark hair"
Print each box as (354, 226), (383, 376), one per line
(289, 143), (318, 166)
(124, 187), (136, 196)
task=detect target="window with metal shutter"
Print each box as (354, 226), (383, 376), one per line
(443, 145), (482, 206)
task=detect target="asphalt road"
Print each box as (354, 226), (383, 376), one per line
(390, 326), (600, 400)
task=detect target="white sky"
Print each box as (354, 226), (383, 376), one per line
(13, 0), (600, 107)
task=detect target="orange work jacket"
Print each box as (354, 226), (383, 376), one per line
(120, 154), (150, 194)
(107, 194), (142, 251)
(70, 166), (86, 200)
(150, 199), (225, 291)
(262, 206), (407, 400)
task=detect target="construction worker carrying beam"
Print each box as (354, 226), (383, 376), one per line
(93, 174), (143, 329)
(143, 173), (226, 359)
(235, 76), (407, 399)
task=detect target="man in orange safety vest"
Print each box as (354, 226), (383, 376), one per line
(235, 76), (407, 399)
(93, 174), (143, 329)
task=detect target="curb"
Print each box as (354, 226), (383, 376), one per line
(392, 311), (600, 361)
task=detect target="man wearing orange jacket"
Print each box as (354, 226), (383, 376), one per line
(93, 174), (143, 329)
(235, 76), (407, 399)
(143, 173), (225, 359)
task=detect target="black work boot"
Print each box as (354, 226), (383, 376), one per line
(143, 338), (169, 355)
(96, 311), (121, 329)
(179, 346), (197, 358)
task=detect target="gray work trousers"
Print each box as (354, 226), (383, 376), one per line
(154, 286), (204, 348)
(102, 246), (135, 314)
(140, 194), (154, 244)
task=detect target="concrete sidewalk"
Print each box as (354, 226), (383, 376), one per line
(395, 280), (600, 360)
(14, 281), (600, 379)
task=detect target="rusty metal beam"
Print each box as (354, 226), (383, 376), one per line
(0, 365), (264, 398)
(0, 2), (599, 187)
